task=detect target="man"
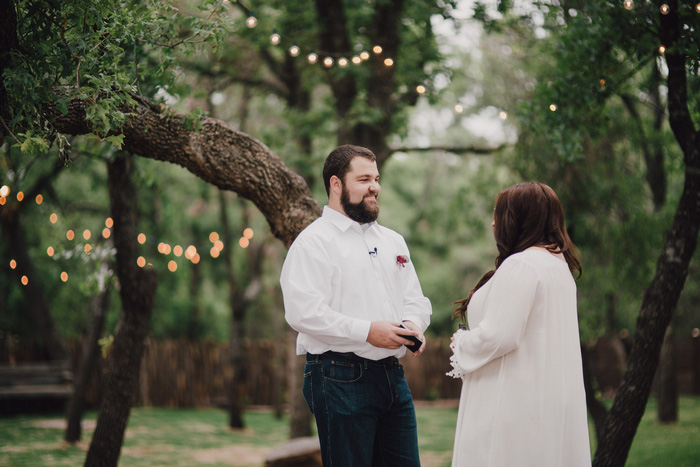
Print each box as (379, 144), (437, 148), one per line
(280, 144), (432, 466)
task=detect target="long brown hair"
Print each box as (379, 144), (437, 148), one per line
(452, 182), (581, 322)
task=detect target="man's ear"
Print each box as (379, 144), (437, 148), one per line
(329, 175), (342, 195)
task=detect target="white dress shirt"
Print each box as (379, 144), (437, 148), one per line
(281, 206), (432, 360)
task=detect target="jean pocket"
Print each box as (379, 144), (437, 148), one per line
(323, 360), (362, 383)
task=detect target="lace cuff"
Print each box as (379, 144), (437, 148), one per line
(446, 328), (469, 379)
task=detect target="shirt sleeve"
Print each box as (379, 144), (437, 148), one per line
(449, 256), (538, 375)
(398, 240), (432, 332)
(280, 235), (370, 344)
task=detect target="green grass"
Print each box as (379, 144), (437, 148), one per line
(0, 397), (699, 466)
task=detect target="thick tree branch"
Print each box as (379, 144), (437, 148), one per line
(390, 145), (505, 156)
(50, 94), (321, 248)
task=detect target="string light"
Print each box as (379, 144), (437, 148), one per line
(60, 272), (68, 282)
(168, 260), (177, 272)
(243, 228), (254, 239)
(659, 45), (666, 54)
(210, 247), (220, 258)
(239, 237), (250, 248)
(352, 55), (362, 65)
(307, 52), (318, 64)
(84, 244), (92, 254)
(9, 259), (16, 269)
(660, 3), (669, 14)
(47, 246), (54, 256)
(214, 240), (224, 251)
(360, 51), (370, 61)
(137, 233), (146, 244)
(549, 104), (557, 111)
(0, 185), (9, 197)
(102, 228), (111, 239)
(66, 230), (75, 241)
(209, 232), (219, 243)
(83, 229), (91, 240)
(623, 0), (633, 10)
(499, 111), (508, 120)
(105, 218), (113, 228)
(416, 85), (426, 94)
(137, 256), (146, 267)
(696, 4), (700, 13)
(323, 56), (334, 68)
(372, 45), (383, 54)
(50, 213), (58, 223)
(246, 13), (257, 28)
(455, 104), (464, 114)
(289, 43), (300, 57)
(35, 194), (43, 205)
(270, 29), (281, 45)
(21, 276), (28, 286)
(17, 191), (24, 202)
(383, 57), (394, 67)
(0, 197), (5, 205)
(338, 57), (349, 67)
(173, 245), (183, 257)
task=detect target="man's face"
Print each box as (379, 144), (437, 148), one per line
(339, 157), (381, 224)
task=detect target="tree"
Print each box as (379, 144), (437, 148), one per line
(471, 1), (700, 464)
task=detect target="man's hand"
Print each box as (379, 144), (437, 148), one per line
(399, 320), (426, 357)
(366, 321), (426, 356)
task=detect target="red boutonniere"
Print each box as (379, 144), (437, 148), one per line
(396, 255), (409, 268)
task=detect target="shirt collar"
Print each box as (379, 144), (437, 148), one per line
(322, 205), (382, 236)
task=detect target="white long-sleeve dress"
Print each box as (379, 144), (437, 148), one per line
(448, 247), (591, 466)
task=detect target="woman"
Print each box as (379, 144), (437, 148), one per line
(448, 182), (591, 466)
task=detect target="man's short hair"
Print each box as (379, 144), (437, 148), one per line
(322, 145), (377, 195)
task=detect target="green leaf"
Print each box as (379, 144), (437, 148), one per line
(104, 134), (125, 148)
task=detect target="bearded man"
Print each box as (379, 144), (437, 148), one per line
(280, 144), (432, 466)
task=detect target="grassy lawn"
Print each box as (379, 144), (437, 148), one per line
(0, 397), (698, 466)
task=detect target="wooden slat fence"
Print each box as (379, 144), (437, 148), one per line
(1, 336), (698, 408)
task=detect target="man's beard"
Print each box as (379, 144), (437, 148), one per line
(341, 186), (379, 224)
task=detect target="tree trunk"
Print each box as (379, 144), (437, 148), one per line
(593, 5), (700, 465)
(220, 190), (246, 429)
(84, 154), (157, 467)
(655, 325), (677, 423)
(65, 266), (111, 443)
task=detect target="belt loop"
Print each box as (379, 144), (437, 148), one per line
(364, 359), (368, 370)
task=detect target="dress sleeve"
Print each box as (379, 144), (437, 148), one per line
(448, 256), (539, 377)
(280, 236), (370, 344)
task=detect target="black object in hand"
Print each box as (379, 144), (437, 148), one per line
(399, 324), (423, 353)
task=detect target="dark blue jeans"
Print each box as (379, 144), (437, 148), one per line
(303, 352), (421, 466)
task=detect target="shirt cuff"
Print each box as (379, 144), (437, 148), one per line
(349, 319), (372, 343)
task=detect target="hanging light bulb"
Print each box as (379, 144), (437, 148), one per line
(383, 57), (394, 67)
(360, 51), (370, 61)
(289, 43), (300, 57)
(352, 55), (362, 65)
(623, 0), (633, 10)
(246, 13), (257, 28)
(372, 45), (383, 54)
(323, 56), (334, 68)
(270, 29), (281, 45)
(337, 57), (349, 67)
(660, 3), (669, 14)
(307, 51), (318, 64)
